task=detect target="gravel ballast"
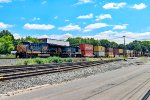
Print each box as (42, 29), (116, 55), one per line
(0, 58), (148, 95)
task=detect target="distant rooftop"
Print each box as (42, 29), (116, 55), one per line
(38, 38), (67, 42)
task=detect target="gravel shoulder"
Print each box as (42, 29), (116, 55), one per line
(0, 57), (149, 97)
(0, 59), (25, 66)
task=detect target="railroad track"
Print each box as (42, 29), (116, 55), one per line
(142, 89), (150, 100)
(0, 59), (122, 81)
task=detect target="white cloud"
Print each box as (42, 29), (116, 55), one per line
(0, 0), (12, 3)
(54, 16), (58, 19)
(13, 33), (21, 39)
(35, 33), (73, 40)
(132, 3), (147, 10)
(65, 19), (70, 22)
(21, 17), (25, 20)
(103, 2), (126, 9)
(59, 24), (81, 31)
(82, 30), (150, 44)
(75, 0), (93, 5)
(83, 30), (116, 40)
(63, 33), (73, 38)
(12, 33), (73, 40)
(113, 24), (128, 30)
(77, 13), (93, 19)
(83, 23), (108, 32)
(96, 14), (112, 21)
(32, 17), (40, 21)
(0, 22), (13, 29)
(41, 1), (47, 4)
(35, 34), (49, 38)
(24, 23), (55, 30)
(83, 22), (87, 24)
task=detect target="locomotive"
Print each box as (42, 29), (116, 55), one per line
(16, 42), (82, 58)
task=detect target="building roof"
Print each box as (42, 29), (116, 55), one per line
(38, 38), (68, 42)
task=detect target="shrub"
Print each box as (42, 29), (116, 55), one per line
(47, 56), (64, 64)
(23, 59), (35, 65)
(24, 60), (30, 65)
(47, 57), (54, 63)
(53, 57), (63, 63)
(34, 58), (45, 64)
(65, 58), (73, 63)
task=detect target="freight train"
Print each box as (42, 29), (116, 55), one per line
(16, 42), (81, 58)
(16, 41), (145, 58)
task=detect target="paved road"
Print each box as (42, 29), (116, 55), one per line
(1, 62), (150, 100)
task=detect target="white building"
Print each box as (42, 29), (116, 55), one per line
(39, 38), (70, 46)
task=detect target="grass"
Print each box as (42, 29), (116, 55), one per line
(21, 57), (74, 65)
(17, 57), (122, 66)
(20, 57), (97, 65)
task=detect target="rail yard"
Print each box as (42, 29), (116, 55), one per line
(1, 0), (150, 99)
(0, 59), (121, 81)
(0, 38), (150, 100)
(0, 57), (150, 100)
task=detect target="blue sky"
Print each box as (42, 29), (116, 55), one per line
(0, 0), (150, 43)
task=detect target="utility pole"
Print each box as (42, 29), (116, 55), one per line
(123, 36), (126, 57)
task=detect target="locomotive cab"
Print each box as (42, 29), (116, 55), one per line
(16, 42), (31, 58)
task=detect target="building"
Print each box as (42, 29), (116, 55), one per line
(39, 38), (70, 46)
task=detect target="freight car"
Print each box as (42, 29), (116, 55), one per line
(94, 46), (105, 57)
(79, 44), (94, 57)
(105, 48), (114, 57)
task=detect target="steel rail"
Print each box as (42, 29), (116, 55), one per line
(0, 59), (122, 81)
(142, 89), (150, 100)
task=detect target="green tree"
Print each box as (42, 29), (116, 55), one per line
(127, 40), (142, 51)
(140, 41), (150, 52)
(67, 37), (101, 46)
(14, 36), (40, 47)
(99, 39), (111, 48)
(0, 35), (14, 54)
(25, 36), (40, 42)
(110, 42), (118, 48)
(118, 44), (124, 49)
(67, 37), (81, 46)
(0, 30), (14, 40)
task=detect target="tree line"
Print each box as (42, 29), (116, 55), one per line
(67, 37), (150, 52)
(0, 30), (39, 54)
(0, 30), (150, 54)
